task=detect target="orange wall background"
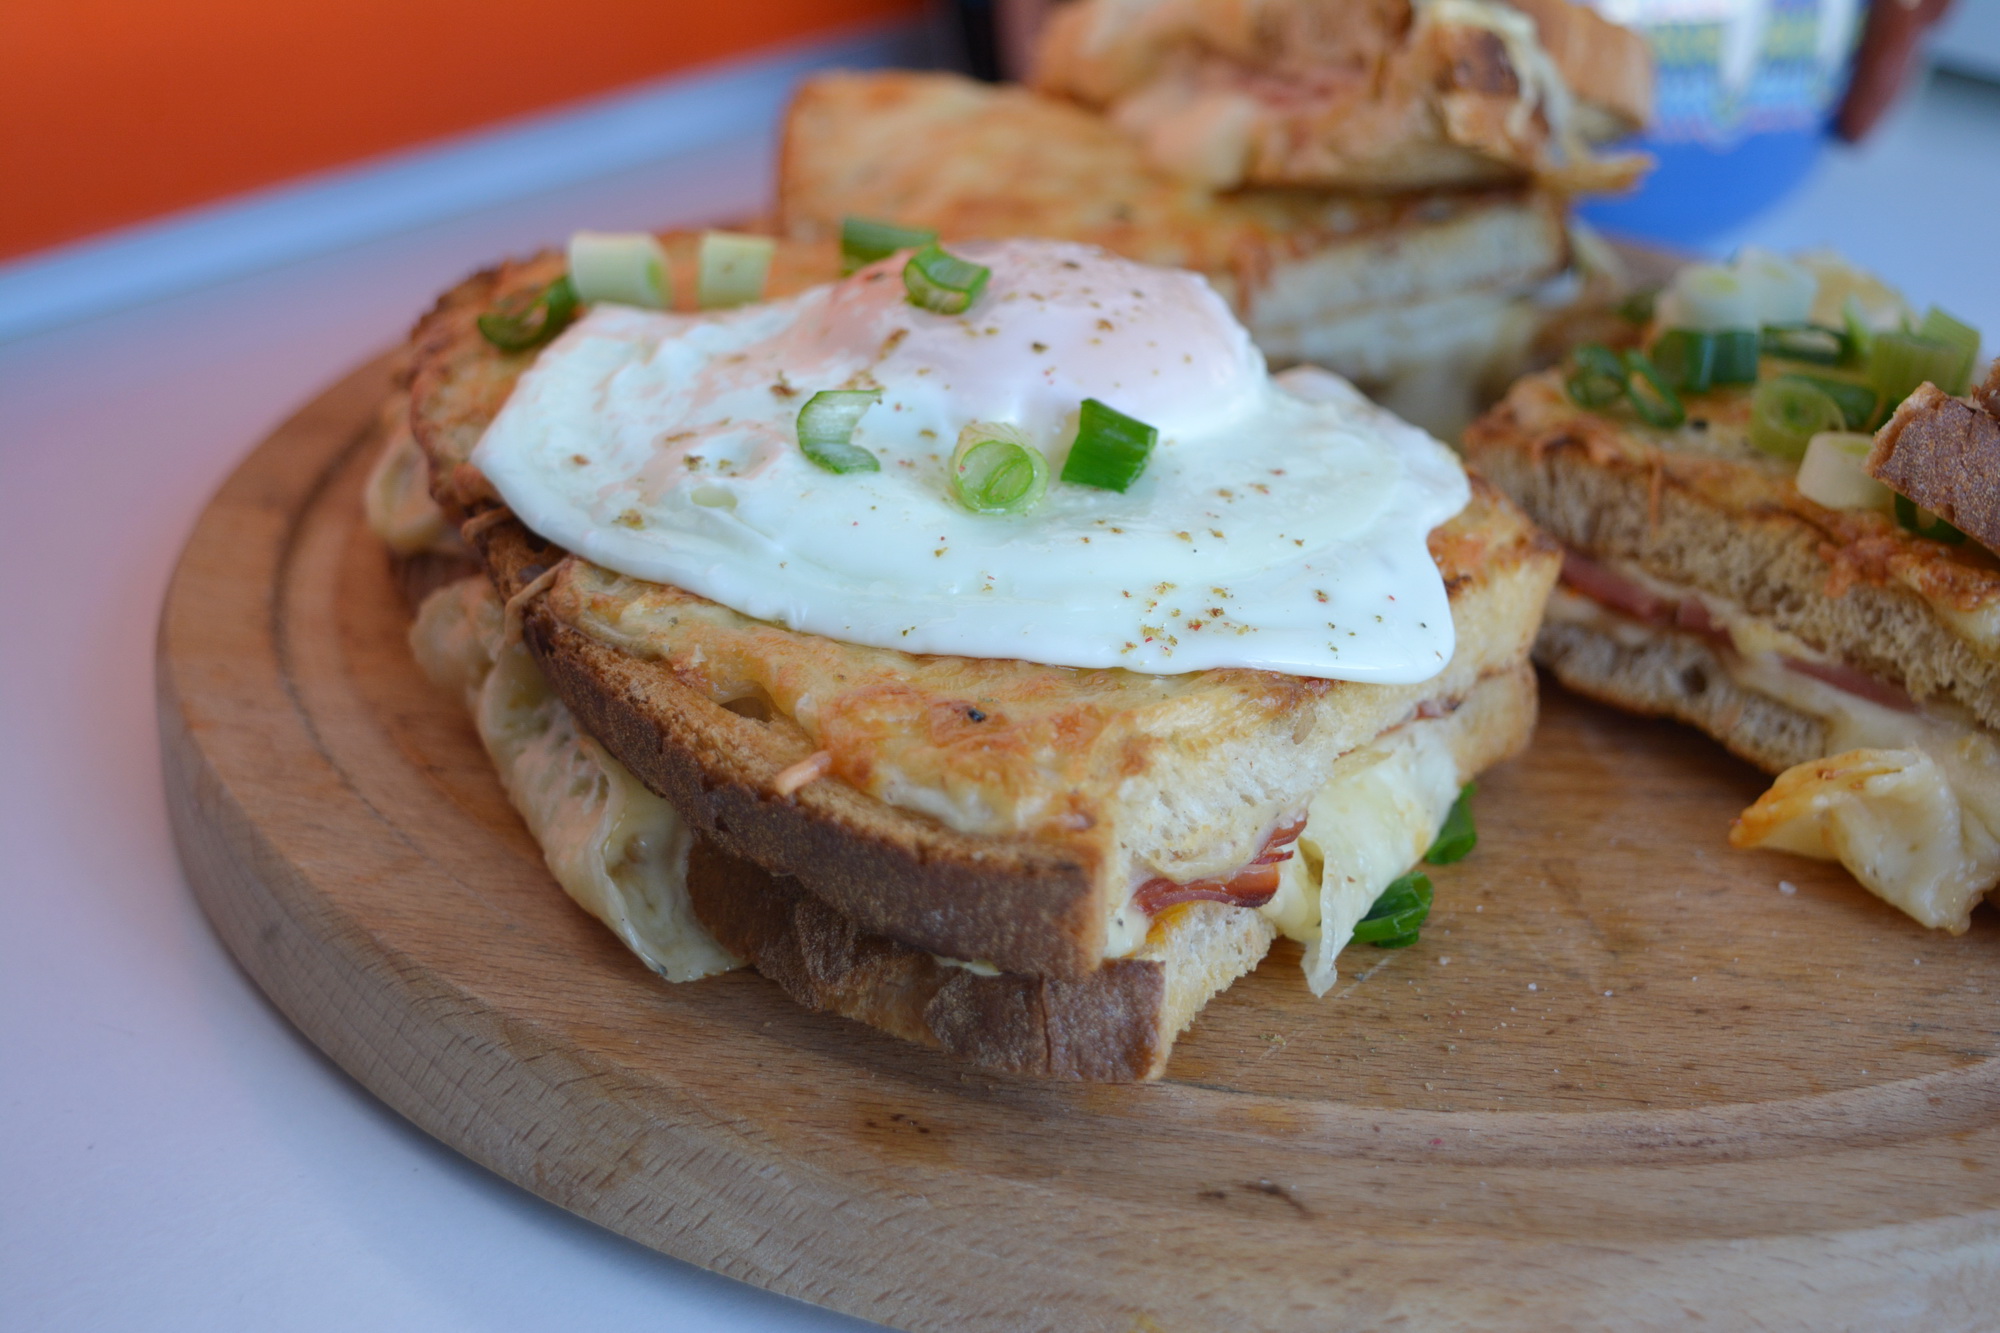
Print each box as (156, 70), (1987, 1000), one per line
(0, 0), (923, 263)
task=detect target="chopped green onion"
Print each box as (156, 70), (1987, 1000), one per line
(1760, 322), (1850, 365)
(1060, 398), (1158, 492)
(1711, 328), (1761, 383)
(477, 274), (578, 352)
(949, 423), (1048, 515)
(1868, 330), (1966, 414)
(902, 242), (991, 315)
(1796, 432), (1891, 511)
(1916, 306), (1981, 395)
(1649, 330), (1716, 394)
(697, 231), (775, 309)
(1352, 871), (1433, 949)
(1735, 248), (1817, 326)
(841, 216), (937, 275)
(1658, 263), (1757, 333)
(1621, 349), (1685, 428)
(567, 231), (669, 309)
(1425, 783), (1477, 864)
(1783, 373), (1878, 431)
(1842, 295), (1876, 365)
(1894, 494), (1967, 544)
(795, 389), (882, 474)
(1750, 375), (1845, 461)
(1616, 285), (1659, 325)
(1565, 343), (1627, 408)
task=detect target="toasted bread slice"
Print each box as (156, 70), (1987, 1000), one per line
(1031, 0), (1652, 192)
(1867, 361), (2000, 555)
(1465, 369), (2000, 728)
(684, 662), (1536, 1079)
(1465, 365), (2000, 930)
(408, 236), (1558, 980)
(398, 566), (1535, 1079)
(773, 70), (1569, 406)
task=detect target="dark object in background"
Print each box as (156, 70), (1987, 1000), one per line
(1838, 0), (1958, 140)
(947, 0), (1055, 81)
(947, 0), (1003, 80)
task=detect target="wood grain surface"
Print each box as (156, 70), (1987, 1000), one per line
(159, 355), (2000, 1331)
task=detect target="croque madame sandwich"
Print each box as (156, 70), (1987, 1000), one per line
(368, 226), (1557, 1079)
(1464, 249), (2000, 933)
(777, 0), (1653, 438)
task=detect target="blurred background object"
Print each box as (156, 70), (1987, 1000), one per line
(1932, 0), (2000, 81)
(0, 1), (927, 265)
(955, 0), (1977, 251)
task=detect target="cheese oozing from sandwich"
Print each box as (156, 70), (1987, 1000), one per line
(408, 577), (740, 982)
(474, 239), (1469, 682)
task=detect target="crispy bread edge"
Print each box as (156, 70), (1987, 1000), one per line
(474, 521), (1108, 980)
(1867, 375), (2000, 555)
(1466, 390), (2000, 730)
(685, 661), (1540, 1081)
(1536, 620), (1827, 774)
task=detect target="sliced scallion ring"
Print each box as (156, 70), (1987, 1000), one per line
(1616, 285), (1659, 325)
(1060, 398), (1157, 492)
(1760, 322), (1850, 365)
(795, 389), (882, 474)
(1795, 432), (1891, 511)
(477, 274), (578, 352)
(1750, 375), (1845, 461)
(1352, 871), (1433, 948)
(1894, 494), (1967, 544)
(1784, 373), (1878, 431)
(1868, 330), (1965, 415)
(949, 423), (1049, 515)
(902, 242), (991, 315)
(1649, 330), (1717, 394)
(1711, 328), (1761, 383)
(1916, 306), (1981, 395)
(1621, 349), (1685, 428)
(1424, 783), (1477, 864)
(1842, 295), (1876, 366)
(567, 231), (669, 308)
(841, 216), (938, 275)
(1565, 343), (1627, 409)
(697, 231), (775, 309)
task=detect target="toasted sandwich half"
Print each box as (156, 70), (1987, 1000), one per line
(777, 69), (1579, 436)
(1032, 0), (1653, 193)
(1465, 251), (2000, 933)
(384, 230), (1557, 1079)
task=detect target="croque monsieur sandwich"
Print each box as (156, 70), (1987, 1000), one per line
(1032, 0), (1652, 193)
(1465, 249), (2000, 933)
(372, 227), (1556, 1079)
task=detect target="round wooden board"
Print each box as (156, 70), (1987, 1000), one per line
(161, 355), (2000, 1332)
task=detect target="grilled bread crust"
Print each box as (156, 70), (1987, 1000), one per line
(773, 71), (1569, 340)
(682, 661), (1537, 1080)
(1465, 370), (2000, 732)
(1031, 0), (1652, 192)
(1867, 362), (2000, 556)
(410, 236), (1557, 980)
(1536, 611), (1828, 774)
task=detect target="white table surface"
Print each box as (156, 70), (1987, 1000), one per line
(4, 69), (1997, 1333)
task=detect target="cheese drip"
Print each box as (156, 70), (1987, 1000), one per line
(408, 578), (740, 981)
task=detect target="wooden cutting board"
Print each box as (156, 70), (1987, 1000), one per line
(160, 355), (2000, 1332)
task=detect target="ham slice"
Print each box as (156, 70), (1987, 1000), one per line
(1132, 816), (1307, 914)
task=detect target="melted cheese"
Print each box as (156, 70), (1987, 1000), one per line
(1260, 714), (1464, 994)
(1733, 748), (2000, 932)
(363, 397), (458, 557)
(409, 578), (740, 980)
(1547, 582), (2000, 930)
